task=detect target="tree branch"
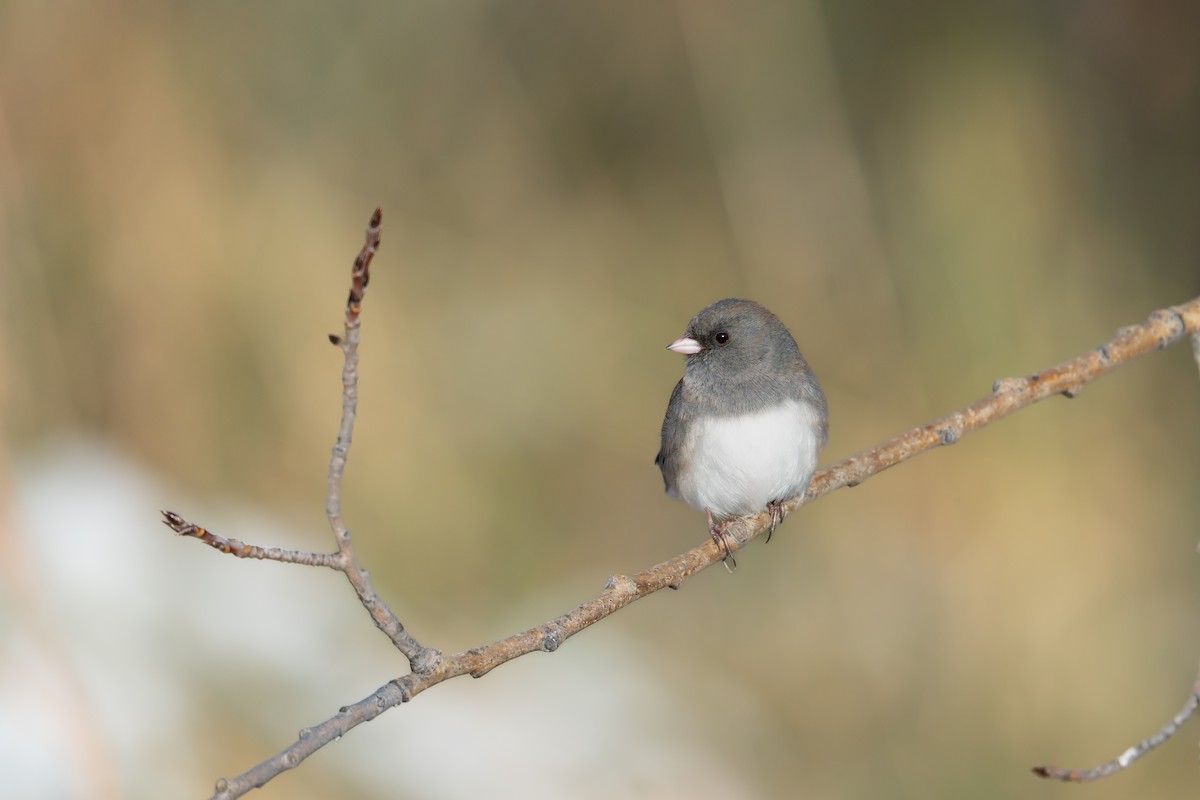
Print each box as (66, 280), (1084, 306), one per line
(164, 209), (433, 674)
(320, 209), (435, 670)
(794, 303), (1199, 518)
(165, 210), (1200, 798)
(160, 510), (342, 567)
(1032, 662), (1200, 782)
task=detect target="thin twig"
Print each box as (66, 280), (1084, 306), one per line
(161, 510), (341, 567)
(164, 209), (431, 672)
(1028, 333), (1200, 783)
(169, 217), (1200, 798)
(1033, 663), (1200, 782)
(322, 209), (434, 669)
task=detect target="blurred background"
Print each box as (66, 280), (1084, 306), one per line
(3, 1), (1200, 798)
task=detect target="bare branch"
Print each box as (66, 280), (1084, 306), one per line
(1033, 663), (1200, 782)
(161, 510), (341, 567)
(319, 208), (434, 669)
(189, 285), (1200, 799)
(209, 681), (412, 796)
(795, 304), (1199, 520)
(164, 209), (432, 673)
(326, 206), (378, 548)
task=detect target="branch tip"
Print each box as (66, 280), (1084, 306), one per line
(1032, 673), (1200, 783)
(161, 509), (187, 532)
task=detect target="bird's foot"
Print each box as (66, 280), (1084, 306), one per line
(765, 500), (788, 544)
(706, 510), (737, 572)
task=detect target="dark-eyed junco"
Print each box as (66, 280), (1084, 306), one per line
(656, 299), (828, 567)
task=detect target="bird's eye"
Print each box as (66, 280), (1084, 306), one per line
(714, 331), (730, 345)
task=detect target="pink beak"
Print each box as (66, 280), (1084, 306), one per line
(666, 336), (703, 355)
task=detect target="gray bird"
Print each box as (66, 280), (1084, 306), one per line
(656, 299), (828, 567)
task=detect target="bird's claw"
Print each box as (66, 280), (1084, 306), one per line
(764, 500), (787, 544)
(706, 510), (737, 571)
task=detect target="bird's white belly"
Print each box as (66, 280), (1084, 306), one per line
(674, 400), (821, 517)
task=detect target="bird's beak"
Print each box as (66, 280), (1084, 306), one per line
(666, 336), (703, 355)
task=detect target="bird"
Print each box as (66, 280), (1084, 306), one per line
(655, 298), (828, 568)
